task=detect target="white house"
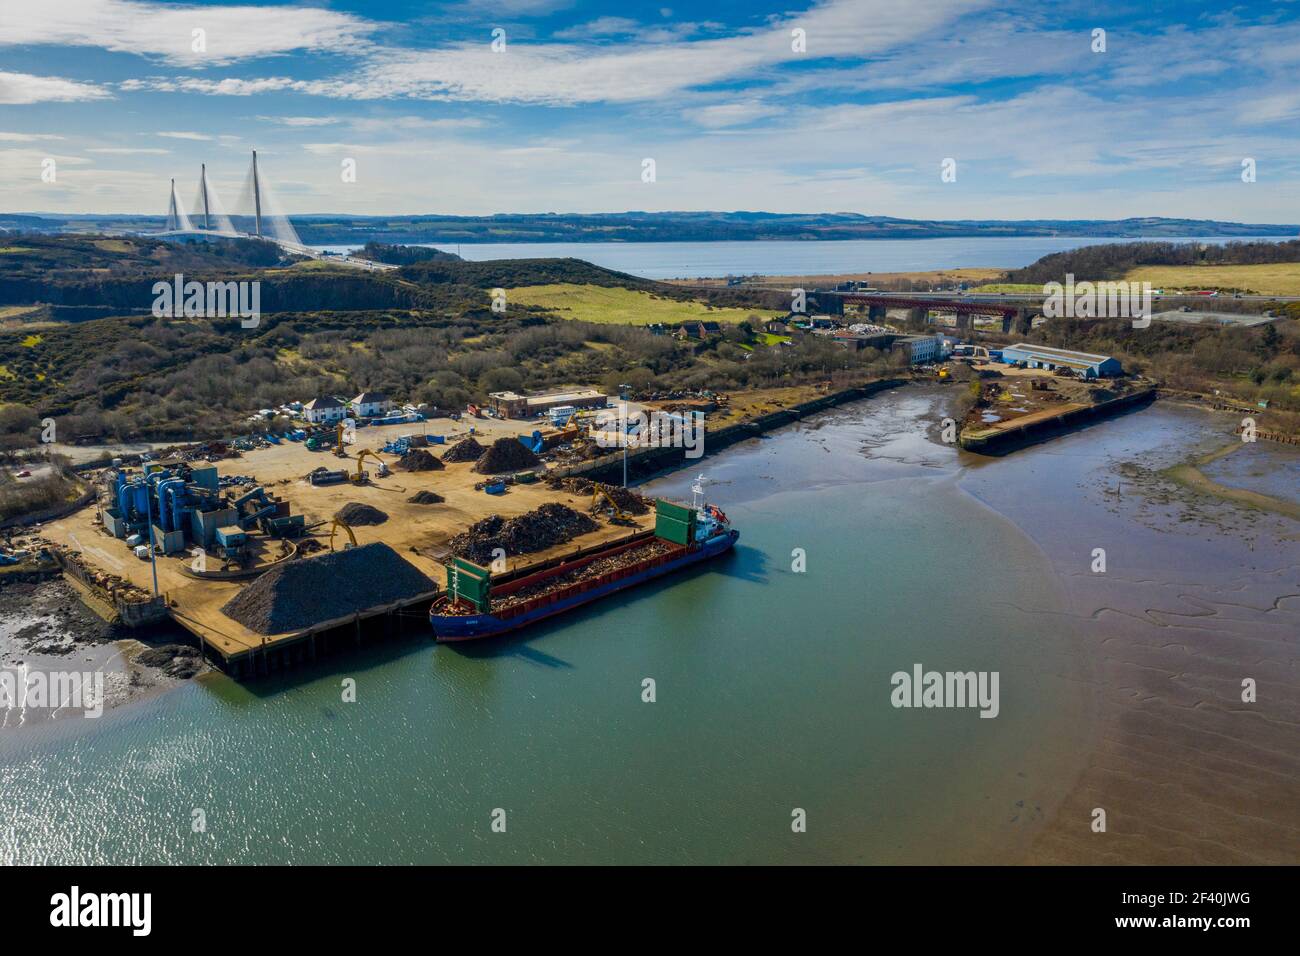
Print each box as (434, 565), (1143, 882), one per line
(350, 391), (395, 418)
(303, 396), (348, 424)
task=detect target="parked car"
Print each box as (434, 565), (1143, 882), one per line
(15, 470), (31, 478)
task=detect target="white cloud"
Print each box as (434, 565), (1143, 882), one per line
(0, 131), (65, 141)
(156, 131), (213, 140)
(0, 71), (111, 104)
(122, 76), (302, 96)
(87, 147), (170, 154)
(690, 101), (781, 128)
(0, 0), (381, 66)
(258, 116), (340, 127)
(117, 0), (992, 105)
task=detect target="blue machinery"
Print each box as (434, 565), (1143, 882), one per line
(104, 461), (303, 566)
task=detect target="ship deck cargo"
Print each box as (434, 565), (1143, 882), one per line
(430, 498), (737, 641)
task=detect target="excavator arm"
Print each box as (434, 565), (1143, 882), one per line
(329, 518), (358, 551)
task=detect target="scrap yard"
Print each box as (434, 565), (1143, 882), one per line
(36, 413), (662, 675)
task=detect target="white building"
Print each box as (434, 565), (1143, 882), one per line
(898, 334), (944, 364)
(303, 396), (348, 424)
(350, 391), (395, 419)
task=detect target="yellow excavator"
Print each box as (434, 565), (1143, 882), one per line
(350, 448), (390, 483)
(588, 483), (635, 526)
(329, 517), (358, 551)
(334, 420), (349, 458)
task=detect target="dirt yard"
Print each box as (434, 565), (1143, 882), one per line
(41, 417), (655, 655)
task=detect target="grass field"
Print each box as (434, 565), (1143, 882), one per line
(506, 283), (776, 325)
(1123, 262), (1300, 295)
(969, 283), (1044, 293)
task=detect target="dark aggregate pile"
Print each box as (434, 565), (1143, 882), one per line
(441, 436), (484, 463)
(473, 437), (540, 474)
(407, 490), (445, 504)
(397, 448), (443, 471)
(448, 503), (598, 564)
(335, 502), (388, 526)
(222, 543), (435, 635)
(136, 644), (203, 679)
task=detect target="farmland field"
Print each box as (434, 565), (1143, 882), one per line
(505, 282), (777, 325)
(1122, 262), (1300, 295)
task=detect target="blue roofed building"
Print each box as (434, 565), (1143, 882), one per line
(998, 344), (1121, 379)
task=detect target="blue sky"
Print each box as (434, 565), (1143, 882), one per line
(2, 0), (1299, 220)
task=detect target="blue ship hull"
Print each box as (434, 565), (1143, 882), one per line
(430, 529), (738, 642)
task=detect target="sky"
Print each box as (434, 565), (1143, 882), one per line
(1, 0), (1299, 220)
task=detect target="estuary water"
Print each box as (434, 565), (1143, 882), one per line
(0, 388), (1087, 864)
(312, 236), (1291, 280)
(2, 388), (1295, 864)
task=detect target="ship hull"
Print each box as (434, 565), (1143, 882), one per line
(430, 530), (738, 642)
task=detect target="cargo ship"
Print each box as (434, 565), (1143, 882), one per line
(429, 490), (737, 642)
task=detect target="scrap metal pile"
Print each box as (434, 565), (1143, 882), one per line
(472, 437), (540, 474)
(491, 538), (677, 613)
(397, 449), (443, 471)
(440, 436), (484, 463)
(549, 477), (651, 515)
(447, 503), (598, 565)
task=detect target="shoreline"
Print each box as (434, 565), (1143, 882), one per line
(0, 576), (204, 726)
(956, 400), (1300, 865)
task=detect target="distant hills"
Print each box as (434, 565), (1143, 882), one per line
(3, 211), (1295, 244)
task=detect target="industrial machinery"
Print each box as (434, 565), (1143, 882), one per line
(588, 483), (635, 526)
(101, 460), (301, 563)
(334, 420), (349, 458)
(350, 449), (390, 484)
(214, 524), (249, 568)
(329, 518), (358, 551)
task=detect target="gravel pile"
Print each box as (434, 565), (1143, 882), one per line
(407, 490), (444, 504)
(473, 437), (540, 474)
(335, 502), (388, 526)
(448, 503), (598, 564)
(397, 448), (443, 471)
(441, 436), (484, 463)
(222, 543), (435, 635)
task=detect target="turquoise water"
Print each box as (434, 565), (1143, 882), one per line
(311, 236), (1287, 280)
(0, 390), (1089, 864)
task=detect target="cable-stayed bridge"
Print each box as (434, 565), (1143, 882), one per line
(152, 150), (393, 271)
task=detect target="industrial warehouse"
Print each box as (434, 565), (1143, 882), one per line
(996, 344), (1122, 378)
